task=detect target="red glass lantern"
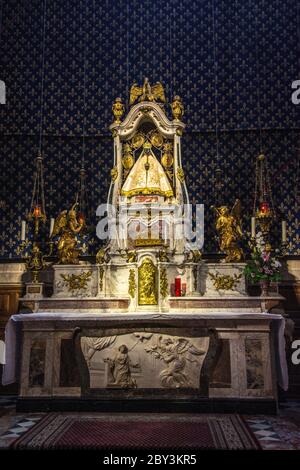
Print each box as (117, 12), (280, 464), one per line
(259, 201), (270, 214)
(175, 277), (181, 297)
(33, 205), (41, 218)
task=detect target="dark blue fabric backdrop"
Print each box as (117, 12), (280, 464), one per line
(0, 0), (299, 257)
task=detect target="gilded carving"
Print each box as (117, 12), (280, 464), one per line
(171, 95), (184, 121)
(127, 250), (138, 263)
(111, 166), (118, 182)
(176, 167), (185, 182)
(25, 243), (46, 284)
(122, 143), (134, 170)
(129, 78), (166, 105)
(209, 271), (242, 291)
(161, 142), (173, 169)
(150, 131), (164, 148)
(138, 258), (158, 305)
(128, 268), (136, 298)
(131, 133), (145, 149)
(157, 249), (169, 262)
(61, 270), (92, 295)
(96, 246), (110, 264)
(112, 97), (125, 124)
(160, 267), (168, 298)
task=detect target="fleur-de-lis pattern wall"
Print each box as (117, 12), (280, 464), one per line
(0, 0), (299, 258)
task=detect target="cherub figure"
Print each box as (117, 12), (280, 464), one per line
(51, 203), (84, 264)
(211, 199), (244, 263)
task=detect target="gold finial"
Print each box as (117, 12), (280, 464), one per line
(258, 153), (265, 161)
(112, 97), (125, 124)
(171, 95), (184, 121)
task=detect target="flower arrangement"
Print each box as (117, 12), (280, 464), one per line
(244, 232), (282, 284)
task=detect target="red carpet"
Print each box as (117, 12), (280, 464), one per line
(11, 413), (260, 449)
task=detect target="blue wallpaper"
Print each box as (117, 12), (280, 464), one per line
(0, 0), (299, 257)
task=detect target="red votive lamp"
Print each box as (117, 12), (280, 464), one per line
(33, 205), (41, 218)
(175, 277), (181, 297)
(259, 201), (269, 214)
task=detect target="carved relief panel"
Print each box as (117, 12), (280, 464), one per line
(80, 331), (211, 391)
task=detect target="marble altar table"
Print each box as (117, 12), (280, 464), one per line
(2, 311), (288, 414)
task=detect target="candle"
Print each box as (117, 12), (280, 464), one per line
(49, 217), (55, 237)
(21, 220), (26, 241)
(251, 217), (256, 238)
(282, 220), (287, 243)
(175, 277), (181, 297)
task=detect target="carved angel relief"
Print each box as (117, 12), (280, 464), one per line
(140, 335), (206, 388)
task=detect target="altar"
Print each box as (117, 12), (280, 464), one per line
(5, 80), (288, 414)
(3, 311), (287, 413)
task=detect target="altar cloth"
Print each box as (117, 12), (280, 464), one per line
(2, 311), (289, 391)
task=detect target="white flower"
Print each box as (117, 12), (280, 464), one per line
(273, 260), (281, 269)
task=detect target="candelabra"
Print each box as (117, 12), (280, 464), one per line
(18, 153), (54, 287)
(250, 153), (287, 256)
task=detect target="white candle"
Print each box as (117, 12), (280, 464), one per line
(21, 220), (26, 241)
(49, 217), (55, 237)
(282, 220), (287, 243)
(251, 217), (256, 238)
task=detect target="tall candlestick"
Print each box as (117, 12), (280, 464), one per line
(282, 220), (287, 243)
(49, 217), (55, 237)
(21, 220), (26, 241)
(251, 217), (256, 238)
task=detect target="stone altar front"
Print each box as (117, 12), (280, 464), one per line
(3, 311), (286, 413)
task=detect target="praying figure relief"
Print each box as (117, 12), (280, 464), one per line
(104, 345), (138, 388)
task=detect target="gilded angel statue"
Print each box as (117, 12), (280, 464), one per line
(51, 203), (84, 264)
(211, 199), (244, 262)
(129, 78), (166, 105)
